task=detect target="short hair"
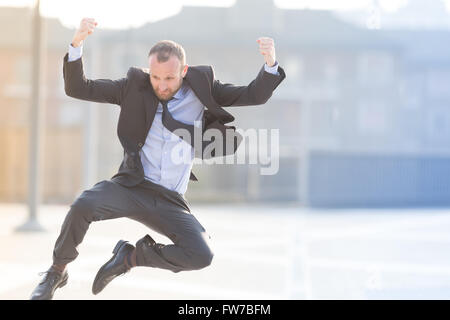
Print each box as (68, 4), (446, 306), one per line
(148, 40), (186, 66)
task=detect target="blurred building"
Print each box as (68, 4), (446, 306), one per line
(0, 6), (79, 203)
(1, 0), (450, 207)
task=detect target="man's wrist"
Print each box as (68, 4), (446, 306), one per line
(265, 60), (278, 68)
(264, 60), (279, 75)
(71, 38), (83, 48)
(265, 58), (276, 67)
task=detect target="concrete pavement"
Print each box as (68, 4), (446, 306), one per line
(1, 202), (450, 299)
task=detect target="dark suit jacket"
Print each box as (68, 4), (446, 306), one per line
(62, 53), (286, 187)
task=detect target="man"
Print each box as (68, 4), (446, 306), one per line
(30, 17), (285, 299)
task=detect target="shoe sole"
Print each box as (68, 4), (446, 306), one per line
(92, 240), (128, 295)
(57, 275), (68, 290)
(59, 276), (68, 288)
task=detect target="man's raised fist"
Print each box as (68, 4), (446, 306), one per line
(71, 18), (98, 48)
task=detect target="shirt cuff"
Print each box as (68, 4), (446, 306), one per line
(68, 43), (83, 62)
(264, 61), (279, 75)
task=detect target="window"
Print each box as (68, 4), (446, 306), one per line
(426, 69), (450, 99)
(357, 51), (395, 86)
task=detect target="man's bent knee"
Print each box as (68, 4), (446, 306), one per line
(68, 197), (97, 223)
(191, 249), (214, 270)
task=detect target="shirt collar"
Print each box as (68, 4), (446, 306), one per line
(171, 79), (187, 101)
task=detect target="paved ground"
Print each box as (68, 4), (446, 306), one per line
(1, 202), (450, 300)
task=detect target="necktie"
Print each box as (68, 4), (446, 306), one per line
(160, 99), (196, 148)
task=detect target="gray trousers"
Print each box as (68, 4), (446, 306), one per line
(52, 179), (213, 273)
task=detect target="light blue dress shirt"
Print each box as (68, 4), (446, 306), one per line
(68, 44), (279, 195)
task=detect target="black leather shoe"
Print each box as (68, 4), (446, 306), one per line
(92, 240), (134, 295)
(30, 267), (69, 300)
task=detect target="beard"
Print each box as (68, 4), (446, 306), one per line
(155, 90), (175, 101)
(152, 79), (183, 101)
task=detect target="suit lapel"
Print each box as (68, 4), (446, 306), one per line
(184, 67), (235, 123)
(138, 73), (159, 133)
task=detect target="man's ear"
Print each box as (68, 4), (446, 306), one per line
(182, 64), (189, 78)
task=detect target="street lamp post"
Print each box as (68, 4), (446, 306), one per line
(16, 0), (46, 232)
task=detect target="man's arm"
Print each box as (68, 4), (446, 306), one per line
(63, 18), (127, 105)
(212, 37), (285, 107)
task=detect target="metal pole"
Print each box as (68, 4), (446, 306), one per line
(82, 44), (99, 190)
(299, 95), (310, 206)
(16, 0), (45, 232)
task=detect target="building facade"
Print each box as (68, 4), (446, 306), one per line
(2, 0), (450, 206)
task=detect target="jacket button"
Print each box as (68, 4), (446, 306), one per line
(138, 142), (143, 148)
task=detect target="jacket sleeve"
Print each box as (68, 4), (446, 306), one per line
(211, 64), (286, 107)
(62, 53), (128, 105)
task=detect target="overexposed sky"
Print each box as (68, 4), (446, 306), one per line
(0, 0), (443, 29)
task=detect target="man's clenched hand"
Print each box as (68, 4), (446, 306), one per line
(257, 37), (276, 67)
(71, 18), (98, 48)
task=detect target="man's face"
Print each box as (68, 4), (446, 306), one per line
(148, 54), (188, 101)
